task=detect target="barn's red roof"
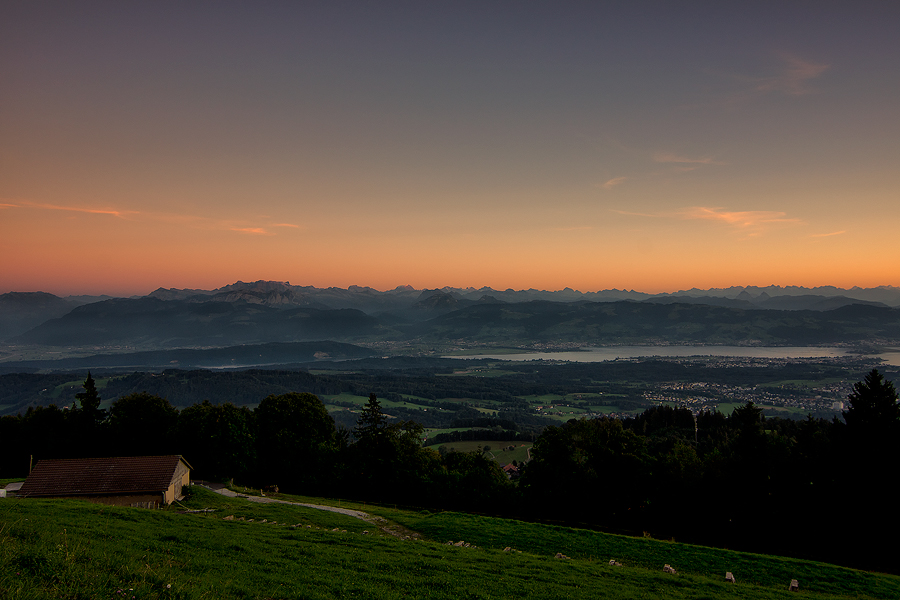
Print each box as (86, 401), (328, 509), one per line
(18, 455), (190, 498)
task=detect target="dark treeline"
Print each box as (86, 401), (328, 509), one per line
(0, 377), (513, 515)
(2, 369), (898, 574)
(522, 369), (900, 574)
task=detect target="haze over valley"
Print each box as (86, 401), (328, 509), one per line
(2, 280), (899, 358)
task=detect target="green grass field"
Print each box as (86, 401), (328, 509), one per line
(716, 402), (744, 415)
(762, 405), (812, 416)
(48, 376), (117, 399)
(586, 405), (619, 414)
(3, 487), (898, 599)
(47, 379), (88, 400)
(424, 441), (532, 464)
(320, 393), (447, 413)
(423, 427), (479, 438)
(540, 413), (577, 422)
(372, 510), (900, 599)
(716, 401), (810, 417)
(46, 376), (123, 410)
(545, 406), (582, 414)
(424, 397), (491, 405)
(521, 394), (567, 404)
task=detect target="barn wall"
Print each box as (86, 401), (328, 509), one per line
(164, 460), (191, 504)
(55, 494), (166, 508)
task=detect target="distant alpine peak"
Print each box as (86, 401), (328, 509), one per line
(147, 287), (212, 300)
(208, 287), (325, 309)
(138, 281), (900, 308)
(215, 280), (291, 293)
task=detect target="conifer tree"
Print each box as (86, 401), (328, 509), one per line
(353, 393), (388, 443)
(843, 368), (900, 437)
(75, 372), (102, 415)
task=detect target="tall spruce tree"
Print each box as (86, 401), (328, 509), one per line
(75, 372), (102, 417)
(72, 371), (105, 457)
(353, 393), (388, 443)
(843, 368), (900, 438)
(837, 368), (900, 572)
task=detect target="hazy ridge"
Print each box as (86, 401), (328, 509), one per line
(2, 282), (900, 360)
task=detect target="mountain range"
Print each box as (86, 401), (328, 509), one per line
(143, 281), (900, 309)
(2, 282), (900, 360)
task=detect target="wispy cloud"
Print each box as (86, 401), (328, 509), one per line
(680, 206), (801, 227)
(810, 230), (846, 238)
(602, 176), (627, 189)
(653, 153), (726, 166)
(680, 206), (802, 238)
(754, 54), (829, 96)
(229, 227), (274, 235)
(9, 200), (136, 218)
(691, 53), (830, 110)
(615, 206), (803, 238)
(611, 209), (665, 218)
(4, 197), (299, 236)
(599, 153), (723, 190)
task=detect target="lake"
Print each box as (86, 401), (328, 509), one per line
(449, 345), (900, 365)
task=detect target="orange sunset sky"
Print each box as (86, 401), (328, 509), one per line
(2, 2), (899, 297)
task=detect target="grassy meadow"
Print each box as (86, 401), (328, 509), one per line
(2, 486), (898, 600)
(320, 393), (455, 418)
(425, 441), (532, 464)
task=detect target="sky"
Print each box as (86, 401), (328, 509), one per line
(2, 2), (899, 296)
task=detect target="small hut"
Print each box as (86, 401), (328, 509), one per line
(17, 455), (191, 508)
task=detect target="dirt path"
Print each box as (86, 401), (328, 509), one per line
(195, 482), (421, 540)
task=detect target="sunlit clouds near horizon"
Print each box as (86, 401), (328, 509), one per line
(2, 2), (898, 296)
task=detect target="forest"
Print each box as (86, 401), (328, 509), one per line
(2, 368), (898, 574)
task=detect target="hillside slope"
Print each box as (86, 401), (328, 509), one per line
(2, 487), (897, 599)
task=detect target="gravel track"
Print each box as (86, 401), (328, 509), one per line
(195, 482), (421, 540)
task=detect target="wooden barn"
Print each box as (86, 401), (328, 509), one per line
(17, 455), (192, 508)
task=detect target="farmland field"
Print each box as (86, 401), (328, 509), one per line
(320, 393), (439, 412)
(425, 440), (532, 464)
(586, 405), (619, 414)
(715, 402), (744, 415)
(423, 427), (479, 438)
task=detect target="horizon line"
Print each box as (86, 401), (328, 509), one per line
(4, 281), (898, 299)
